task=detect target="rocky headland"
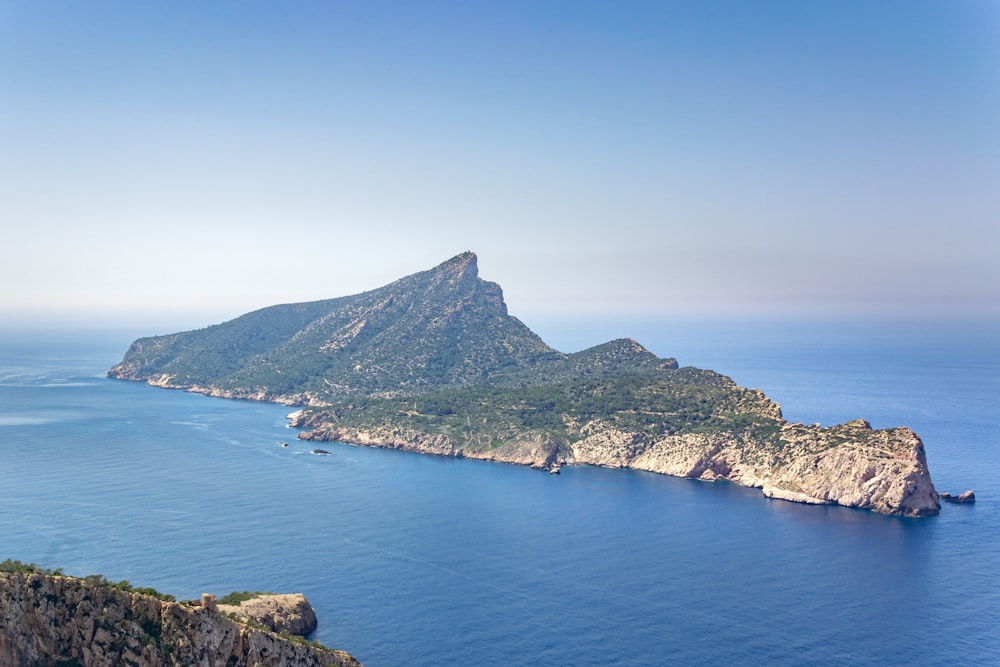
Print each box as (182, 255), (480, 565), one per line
(0, 568), (360, 667)
(109, 251), (941, 517)
(217, 593), (319, 636)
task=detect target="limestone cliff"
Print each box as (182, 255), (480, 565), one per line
(218, 594), (318, 637)
(0, 572), (361, 667)
(292, 408), (940, 518)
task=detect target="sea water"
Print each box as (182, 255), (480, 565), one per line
(0, 320), (997, 666)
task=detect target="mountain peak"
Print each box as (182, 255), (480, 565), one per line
(108, 250), (559, 402)
(436, 251), (478, 279)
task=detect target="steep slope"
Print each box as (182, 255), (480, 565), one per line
(0, 570), (361, 667)
(109, 252), (562, 404)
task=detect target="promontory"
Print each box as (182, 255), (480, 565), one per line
(109, 251), (940, 516)
(0, 563), (361, 667)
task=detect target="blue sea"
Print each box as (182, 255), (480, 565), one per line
(1, 319), (997, 666)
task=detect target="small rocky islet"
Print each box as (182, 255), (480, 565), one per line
(109, 251), (947, 517)
(939, 490), (976, 504)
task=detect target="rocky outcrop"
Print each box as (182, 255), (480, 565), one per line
(291, 414), (939, 517)
(583, 418), (939, 516)
(755, 421), (939, 515)
(217, 594), (318, 636)
(940, 490), (976, 504)
(0, 572), (361, 667)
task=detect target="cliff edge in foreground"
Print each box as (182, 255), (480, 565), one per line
(110, 251), (939, 517)
(0, 570), (361, 667)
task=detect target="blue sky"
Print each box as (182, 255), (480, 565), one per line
(1, 1), (997, 328)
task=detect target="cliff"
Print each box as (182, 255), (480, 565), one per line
(291, 395), (939, 517)
(218, 594), (318, 637)
(0, 571), (361, 667)
(109, 252), (940, 517)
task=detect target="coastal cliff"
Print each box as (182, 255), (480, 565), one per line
(291, 410), (939, 517)
(218, 593), (319, 637)
(0, 571), (361, 667)
(109, 252), (940, 517)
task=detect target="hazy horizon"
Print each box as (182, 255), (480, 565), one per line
(2, 2), (997, 328)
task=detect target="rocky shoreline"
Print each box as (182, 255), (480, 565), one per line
(289, 412), (941, 517)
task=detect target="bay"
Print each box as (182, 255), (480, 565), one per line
(0, 320), (997, 666)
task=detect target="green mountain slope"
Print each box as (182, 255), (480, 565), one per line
(110, 252), (572, 403)
(293, 366), (784, 463)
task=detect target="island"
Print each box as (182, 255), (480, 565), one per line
(108, 252), (940, 517)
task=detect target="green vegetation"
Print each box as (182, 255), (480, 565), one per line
(0, 559), (62, 576)
(278, 629), (333, 650)
(299, 366), (786, 456)
(0, 561), (175, 602)
(80, 574), (177, 602)
(218, 590), (271, 605)
(109, 252), (563, 401)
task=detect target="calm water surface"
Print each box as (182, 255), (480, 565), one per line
(1, 321), (997, 666)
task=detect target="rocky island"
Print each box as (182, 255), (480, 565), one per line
(109, 252), (940, 517)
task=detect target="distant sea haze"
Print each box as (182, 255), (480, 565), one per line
(1, 320), (997, 666)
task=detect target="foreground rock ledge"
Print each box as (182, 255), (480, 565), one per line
(0, 572), (361, 667)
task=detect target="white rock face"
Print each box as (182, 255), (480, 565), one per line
(759, 421), (940, 516)
(294, 415), (939, 517)
(218, 593), (319, 636)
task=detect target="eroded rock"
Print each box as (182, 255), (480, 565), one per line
(218, 593), (319, 636)
(0, 572), (360, 667)
(941, 490), (976, 504)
